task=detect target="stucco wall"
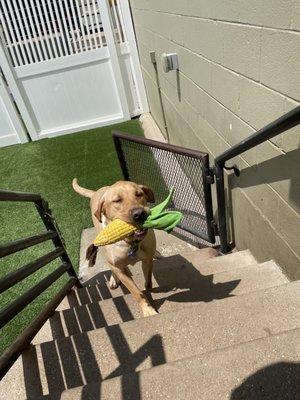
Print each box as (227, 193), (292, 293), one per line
(130, 0), (300, 279)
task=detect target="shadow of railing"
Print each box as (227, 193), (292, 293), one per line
(20, 253), (242, 398)
(45, 254), (241, 340)
(22, 323), (165, 400)
(229, 147), (300, 212)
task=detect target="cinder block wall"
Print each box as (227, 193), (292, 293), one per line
(130, 0), (300, 279)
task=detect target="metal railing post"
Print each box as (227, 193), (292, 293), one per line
(214, 162), (230, 253)
(214, 106), (300, 253)
(34, 199), (81, 287)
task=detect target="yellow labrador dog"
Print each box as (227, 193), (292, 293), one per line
(72, 178), (158, 317)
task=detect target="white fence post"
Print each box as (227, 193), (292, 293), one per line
(97, 0), (130, 120)
(0, 70), (28, 146)
(0, 38), (39, 140)
(118, 0), (149, 113)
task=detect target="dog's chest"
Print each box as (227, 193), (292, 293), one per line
(105, 241), (148, 266)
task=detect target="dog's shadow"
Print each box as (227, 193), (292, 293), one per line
(144, 254), (241, 311)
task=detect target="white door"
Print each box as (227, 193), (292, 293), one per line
(0, 68), (28, 147)
(0, 0), (147, 142)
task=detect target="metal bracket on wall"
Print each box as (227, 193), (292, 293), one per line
(223, 164), (240, 177)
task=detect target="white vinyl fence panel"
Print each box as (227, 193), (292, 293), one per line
(0, 0), (107, 66)
(0, 0), (148, 145)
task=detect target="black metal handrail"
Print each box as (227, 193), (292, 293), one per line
(0, 189), (80, 379)
(214, 106), (300, 253)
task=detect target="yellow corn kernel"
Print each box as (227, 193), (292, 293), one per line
(93, 219), (137, 246)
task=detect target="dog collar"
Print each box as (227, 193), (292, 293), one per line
(128, 240), (139, 258)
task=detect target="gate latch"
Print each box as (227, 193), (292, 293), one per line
(205, 168), (215, 184)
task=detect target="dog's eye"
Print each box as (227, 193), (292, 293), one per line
(113, 198), (122, 203)
(136, 192), (143, 197)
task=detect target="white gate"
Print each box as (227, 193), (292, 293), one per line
(0, 0), (147, 143)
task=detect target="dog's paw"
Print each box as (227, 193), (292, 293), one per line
(109, 274), (120, 289)
(142, 304), (158, 317)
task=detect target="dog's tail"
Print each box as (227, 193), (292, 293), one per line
(72, 178), (95, 198)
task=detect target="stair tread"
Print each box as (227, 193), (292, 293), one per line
(43, 328), (300, 400)
(57, 249), (258, 310)
(2, 281), (299, 399)
(33, 260), (288, 343)
(126, 248), (257, 277)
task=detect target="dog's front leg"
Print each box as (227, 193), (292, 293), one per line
(110, 265), (158, 317)
(109, 272), (120, 289)
(142, 258), (154, 290)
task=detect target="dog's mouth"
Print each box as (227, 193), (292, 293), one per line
(130, 228), (147, 241)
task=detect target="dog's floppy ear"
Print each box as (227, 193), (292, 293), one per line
(94, 196), (106, 222)
(139, 185), (155, 203)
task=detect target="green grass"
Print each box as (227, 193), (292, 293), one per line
(0, 119), (143, 355)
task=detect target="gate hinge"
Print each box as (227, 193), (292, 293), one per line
(205, 168), (215, 184)
(211, 220), (219, 235)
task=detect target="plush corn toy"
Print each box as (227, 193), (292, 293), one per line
(93, 188), (182, 247)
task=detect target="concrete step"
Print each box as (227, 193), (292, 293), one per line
(2, 281), (299, 399)
(43, 328), (300, 400)
(57, 249), (257, 310)
(33, 261), (288, 343)
(126, 248), (257, 277)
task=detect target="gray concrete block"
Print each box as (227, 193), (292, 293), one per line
(260, 29), (300, 100)
(241, 183), (280, 230)
(222, 23), (261, 81)
(265, 145), (300, 215)
(141, 69), (166, 135)
(196, 115), (222, 157)
(162, 94), (198, 147)
(224, 109), (256, 165)
(177, 73), (205, 116)
(238, 76), (286, 130)
(203, 93), (226, 136)
(292, 0), (300, 30)
(182, 18), (223, 64)
(184, 0), (240, 21)
(232, 187), (300, 280)
(277, 201), (300, 256)
(211, 64), (240, 114)
(48, 329), (300, 400)
(276, 98), (300, 153)
(159, 75), (199, 134)
(177, 46), (212, 93)
(3, 282), (299, 398)
(238, 0), (294, 29)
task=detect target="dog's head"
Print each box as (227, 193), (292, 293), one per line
(94, 181), (155, 225)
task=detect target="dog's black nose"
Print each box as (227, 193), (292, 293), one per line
(131, 208), (147, 223)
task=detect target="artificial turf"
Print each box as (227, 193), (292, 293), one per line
(0, 119), (143, 355)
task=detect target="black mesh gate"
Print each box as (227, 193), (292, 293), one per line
(113, 132), (216, 244)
